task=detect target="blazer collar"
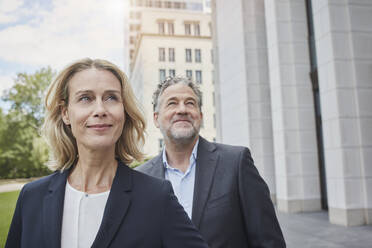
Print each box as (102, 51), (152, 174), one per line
(149, 153), (166, 179)
(43, 162), (133, 248)
(191, 136), (219, 228)
(43, 169), (69, 248)
(91, 162), (132, 248)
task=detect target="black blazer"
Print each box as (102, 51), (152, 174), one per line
(136, 137), (286, 248)
(5, 162), (208, 248)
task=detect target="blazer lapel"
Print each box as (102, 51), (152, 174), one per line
(92, 162), (132, 248)
(192, 137), (219, 228)
(149, 154), (165, 179)
(43, 170), (69, 248)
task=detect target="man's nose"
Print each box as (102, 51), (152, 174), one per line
(176, 103), (187, 114)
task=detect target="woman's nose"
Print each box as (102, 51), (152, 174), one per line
(93, 100), (107, 117)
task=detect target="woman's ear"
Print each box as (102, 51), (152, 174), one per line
(61, 105), (70, 125)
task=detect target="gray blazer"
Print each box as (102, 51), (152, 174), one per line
(136, 136), (286, 248)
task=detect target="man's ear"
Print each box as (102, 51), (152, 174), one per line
(61, 106), (70, 125)
(153, 112), (160, 128)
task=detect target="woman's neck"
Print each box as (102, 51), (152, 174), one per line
(68, 146), (118, 194)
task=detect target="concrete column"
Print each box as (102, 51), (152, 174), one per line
(265, 0), (321, 212)
(213, 0), (276, 197)
(312, 0), (372, 226)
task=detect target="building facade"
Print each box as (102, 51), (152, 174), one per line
(212, 0), (372, 226)
(127, 0), (216, 157)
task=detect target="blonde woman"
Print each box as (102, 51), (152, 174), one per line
(6, 58), (208, 248)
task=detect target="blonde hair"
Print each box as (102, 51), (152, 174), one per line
(43, 58), (146, 171)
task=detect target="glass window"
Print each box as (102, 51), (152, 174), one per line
(169, 48), (175, 62)
(196, 70), (202, 84)
(159, 69), (166, 82)
(194, 23), (200, 36)
(168, 22), (174, 35)
(158, 22), (165, 34)
(185, 23), (191, 35)
(185, 49), (192, 62)
(211, 49), (213, 63)
(169, 69), (176, 77)
(159, 48), (165, 61)
(195, 49), (201, 62)
(186, 70), (192, 80)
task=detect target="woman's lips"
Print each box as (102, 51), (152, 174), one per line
(87, 124), (112, 131)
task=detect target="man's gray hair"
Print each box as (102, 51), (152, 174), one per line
(152, 76), (203, 112)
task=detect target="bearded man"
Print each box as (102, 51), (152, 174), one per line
(136, 77), (286, 248)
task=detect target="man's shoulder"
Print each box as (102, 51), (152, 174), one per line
(203, 138), (249, 155)
(135, 156), (161, 173)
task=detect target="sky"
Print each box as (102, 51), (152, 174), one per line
(0, 0), (128, 102)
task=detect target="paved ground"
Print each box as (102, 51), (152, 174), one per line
(0, 182), (25, 193)
(1, 183), (371, 247)
(277, 210), (372, 248)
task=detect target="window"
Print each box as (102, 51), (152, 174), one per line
(159, 48), (165, 61)
(165, 1), (172, 8)
(211, 49), (214, 63)
(129, 36), (135, 45)
(185, 49), (192, 62)
(159, 69), (166, 82)
(185, 23), (191, 35)
(155, 1), (162, 7)
(196, 70), (202, 84)
(169, 48), (175, 62)
(186, 70), (192, 80)
(158, 22), (165, 34)
(169, 69), (176, 77)
(212, 92), (215, 106)
(209, 22), (212, 36)
(194, 23), (200, 36)
(130, 49), (134, 59)
(168, 22), (174, 35)
(195, 49), (201, 63)
(213, 114), (216, 128)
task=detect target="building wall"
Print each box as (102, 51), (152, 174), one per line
(129, 7), (216, 157)
(214, 0), (277, 199)
(213, 0), (372, 226)
(312, 0), (372, 226)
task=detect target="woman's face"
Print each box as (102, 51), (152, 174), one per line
(62, 68), (125, 152)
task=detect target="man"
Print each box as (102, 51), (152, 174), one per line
(136, 77), (286, 248)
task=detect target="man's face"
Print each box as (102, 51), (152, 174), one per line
(154, 83), (203, 144)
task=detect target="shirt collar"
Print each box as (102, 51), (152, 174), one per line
(162, 138), (199, 169)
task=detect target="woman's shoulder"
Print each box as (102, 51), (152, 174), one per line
(22, 171), (63, 192)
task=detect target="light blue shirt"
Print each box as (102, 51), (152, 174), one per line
(162, 139), (199, 219)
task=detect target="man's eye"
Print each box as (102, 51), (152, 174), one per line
(186, 101), (195, 105)
(168, 102), (176, 106)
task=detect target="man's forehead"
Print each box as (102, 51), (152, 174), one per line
(161, 84), (197, 100)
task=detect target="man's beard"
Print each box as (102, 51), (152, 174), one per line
(161, 122), (200, 145)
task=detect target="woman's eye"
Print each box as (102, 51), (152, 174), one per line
(106, 95), (118, 101)
(79, 96), (91, 102)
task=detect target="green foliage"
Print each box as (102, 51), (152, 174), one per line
(130, 157), (152, 169)
(0, 67), (55, 179)
(0, 190), (20, 247)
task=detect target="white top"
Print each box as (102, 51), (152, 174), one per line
(61, 181), (110, 248)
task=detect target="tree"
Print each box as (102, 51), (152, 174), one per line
(0, 67), (55, 178)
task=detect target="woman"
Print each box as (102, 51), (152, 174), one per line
(5, 58), (208, 248)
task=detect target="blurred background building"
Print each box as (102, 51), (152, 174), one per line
(125, 0), (216, 156)
(212, 0), (372, 226)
